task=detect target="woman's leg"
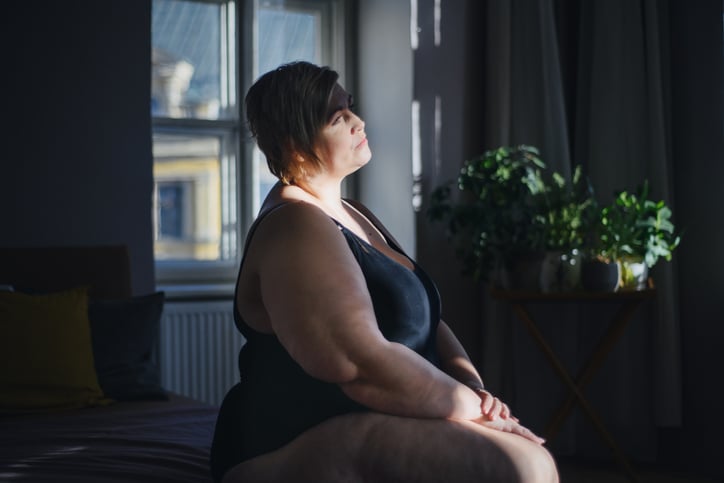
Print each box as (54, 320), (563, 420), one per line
(222, 412), (559, 483)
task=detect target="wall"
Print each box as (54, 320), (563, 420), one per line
(356, 0), (487, 365)
(356, 0), (416, 255)
(0, 1), (155, 295)
(413, 0), (487, 366)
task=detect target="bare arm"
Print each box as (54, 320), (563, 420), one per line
(254, 203), (482, 421)
(437, 320), (518, 422)
(436, 320), (486, 391)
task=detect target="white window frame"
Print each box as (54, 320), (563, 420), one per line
(153, 0), (353, 296)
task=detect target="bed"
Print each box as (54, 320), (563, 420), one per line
(0, 246), (218, 482)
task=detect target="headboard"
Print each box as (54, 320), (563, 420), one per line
(0, 245), (132, 300)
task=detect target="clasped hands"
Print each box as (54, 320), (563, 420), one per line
(474, 389), (545, 445)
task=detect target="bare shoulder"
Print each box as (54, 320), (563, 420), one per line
(245, 199), (377, 383)
(251, 200), (346, 253)
(256, 183), (336, 232)
(236, 200), (349, 334)
(263, 199), (333, 227)
(244, 198), (361, 283)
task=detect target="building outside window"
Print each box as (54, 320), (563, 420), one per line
(151, 0), (350, 290)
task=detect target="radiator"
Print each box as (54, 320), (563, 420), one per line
(159, 300), (245, 406)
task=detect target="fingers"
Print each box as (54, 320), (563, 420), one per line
(478, 392), (512, 421)
(471, 391), (545, 445)
(477, 417), (546, 446)
(512, 424), (546, 445)
(500, 401), (511, 419)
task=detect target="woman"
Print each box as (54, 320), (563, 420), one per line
(210, 61), (559, 483)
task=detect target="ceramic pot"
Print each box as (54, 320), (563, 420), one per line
(620, 259), (649, 290)
(539, 249), (582, 292)
(581, 259), (620, 292)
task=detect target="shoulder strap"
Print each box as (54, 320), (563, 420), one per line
(240, 202), (291, 262)
(232, 202), (292, 330)
(343, 198), (407, 255)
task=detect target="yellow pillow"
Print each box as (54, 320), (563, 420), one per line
(0, 286), (110, 412)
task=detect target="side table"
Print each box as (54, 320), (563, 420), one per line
(490, 287), (656, 483)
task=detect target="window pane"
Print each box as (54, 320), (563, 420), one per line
(158, 183), (186, 238)
(258, 6), (321, 74)
(153, 133), (223, 261)
(149, 0), (342, 281)
(152, 0), (231, 120)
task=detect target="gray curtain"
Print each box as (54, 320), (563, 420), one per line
(573, 0), (682, 428)
(479, 0), (682, 460)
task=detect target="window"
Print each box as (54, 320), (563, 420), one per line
(151, 0), (351, 290)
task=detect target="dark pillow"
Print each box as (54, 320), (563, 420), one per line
(88, 292), (168, 401)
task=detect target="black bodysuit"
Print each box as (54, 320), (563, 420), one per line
(209, 202), (442, 482)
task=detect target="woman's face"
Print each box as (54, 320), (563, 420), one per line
(313, 84), (371, 179)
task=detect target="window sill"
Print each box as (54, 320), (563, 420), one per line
(157, 282), (235, 302)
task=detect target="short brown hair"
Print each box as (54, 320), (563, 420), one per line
(245, 61), (339, 184)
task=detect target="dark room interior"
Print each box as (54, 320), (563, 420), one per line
(1, 1), (722, 482)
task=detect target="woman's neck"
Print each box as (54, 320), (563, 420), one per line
(295, 176), (344, 210)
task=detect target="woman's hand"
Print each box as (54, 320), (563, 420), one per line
(475, 389), (514, 422)
(470, 389), (544, 444)
(473, 415), (546, 445)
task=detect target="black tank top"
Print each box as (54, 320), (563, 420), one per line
(211, 202), (442, 475)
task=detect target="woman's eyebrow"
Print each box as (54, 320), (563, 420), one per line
(326, 93), (354, 120)
(327, 106), (344, 121)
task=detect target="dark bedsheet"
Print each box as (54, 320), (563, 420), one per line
(0, 394), (217, 482)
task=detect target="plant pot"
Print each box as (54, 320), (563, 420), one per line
(620, 259), (649, 290)
(581, 259), (620, 292)
(539, 249), (582, 292)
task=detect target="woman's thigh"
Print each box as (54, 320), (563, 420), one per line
(222, 412), (558, 483)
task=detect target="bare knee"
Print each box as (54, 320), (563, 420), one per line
(356, 415), (558, 483)
(457, 421), (558, 483)
(508, 442), (559, 483)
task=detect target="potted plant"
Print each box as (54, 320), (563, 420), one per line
(598, 181), (681, 290)
(536, 165), (598, 292)
(580, 222), (623, 292)
(427, 145), (548, 288)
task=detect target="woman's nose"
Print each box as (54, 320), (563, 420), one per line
(352, 115), (365, 133)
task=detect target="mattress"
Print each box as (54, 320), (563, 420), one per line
(0, 394), (218, 482)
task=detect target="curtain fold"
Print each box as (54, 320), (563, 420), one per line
(484, 0), (571, 175)
(641, 0), (682, 428)
(574, 0), (682, 428)
(479, 0), (682, 460)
